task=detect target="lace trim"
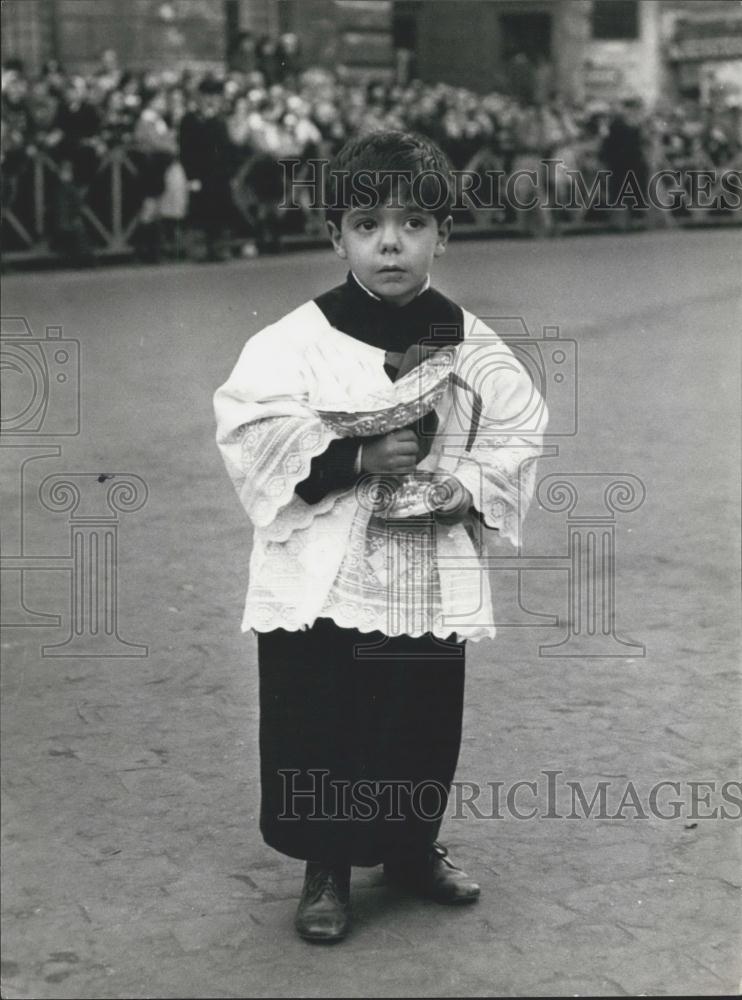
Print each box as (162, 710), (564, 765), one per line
(234, 416), (342, 530)
(262, 484), (355, 543)
(243, 605), (495, 643)
(455, 448), (540, 547)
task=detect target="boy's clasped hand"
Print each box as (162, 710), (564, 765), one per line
(359, 429), (473, 523)
(360, 429), (420, 474)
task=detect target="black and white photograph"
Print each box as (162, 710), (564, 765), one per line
(1, 1), (740, 997)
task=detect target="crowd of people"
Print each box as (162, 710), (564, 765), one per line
(2, 46), (740, 263)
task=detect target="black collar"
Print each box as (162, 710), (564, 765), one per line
(314, 272), (465, 354)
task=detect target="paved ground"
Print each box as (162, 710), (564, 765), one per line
(1, 228), (741, 998)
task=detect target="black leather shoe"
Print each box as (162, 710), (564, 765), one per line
(384, 842), (480, 904)
(295, 862), (351, 942)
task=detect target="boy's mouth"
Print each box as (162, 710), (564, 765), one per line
(378, 265), (406, 273)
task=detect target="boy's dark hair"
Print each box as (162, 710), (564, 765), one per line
(324, 130), (453, 227)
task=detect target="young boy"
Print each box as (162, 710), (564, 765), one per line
(214, 131), (546, 942)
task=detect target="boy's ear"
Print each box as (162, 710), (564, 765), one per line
(434, 215), (453, 256)
(326, 220), (347, 259)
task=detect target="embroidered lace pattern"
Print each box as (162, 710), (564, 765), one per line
(227, 414), (343, 536)
(320, 510), (446, 637)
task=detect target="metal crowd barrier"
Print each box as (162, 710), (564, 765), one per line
(2, 145), (144, 262)
(2, 143), (738, 266)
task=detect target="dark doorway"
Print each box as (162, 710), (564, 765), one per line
(500, 12), (552, 62)
(224, 0), (240, 63)
(393, 0), (421, 50)
(392, 1), (421, 83)
(500, 12), (552, 102)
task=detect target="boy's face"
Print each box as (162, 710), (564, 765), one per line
(327, 203), (452, 307)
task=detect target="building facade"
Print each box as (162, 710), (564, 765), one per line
(3, 0), (741, 106)
(387, 0), (742, 106)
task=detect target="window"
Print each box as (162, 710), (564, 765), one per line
(591, 0), (639, 41)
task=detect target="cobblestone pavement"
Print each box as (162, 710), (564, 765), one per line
(2, 229), (740, 997)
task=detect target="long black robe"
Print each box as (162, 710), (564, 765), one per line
(257, 273), (468, 867)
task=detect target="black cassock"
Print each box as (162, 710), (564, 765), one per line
(257, 273), (468, 867)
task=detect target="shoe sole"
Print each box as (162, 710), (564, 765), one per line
(296, 927), (349, 943)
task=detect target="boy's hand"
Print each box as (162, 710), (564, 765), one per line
(360, 430), (420, 474)
(429, 475), (474, 524)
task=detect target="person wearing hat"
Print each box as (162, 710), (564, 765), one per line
(600, 97), (650, 227)
(179, 77), (234, 261)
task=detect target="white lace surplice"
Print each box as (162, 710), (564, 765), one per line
(214, 300), (547, 642)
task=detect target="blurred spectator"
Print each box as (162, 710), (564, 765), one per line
(1, 69), (32, 240)
(44, 75), (104, 262)
(95, 48), (123, 95)
(1, 69), (30, 169)
(228, 31), (258, 76)
(600, 97), (650, 222)
(179, 76), (233, 261)
(28, 79), (60, 138)
(256, 36), (282, 86)
(508, 52), (535, 105)
(131, 87), (182, 261)
(53, 76), (103, 183)
(277, 33), (302, 84)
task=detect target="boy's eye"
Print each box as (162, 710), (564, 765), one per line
(405, 217), (426, 230)
(356, 219), (376, 231)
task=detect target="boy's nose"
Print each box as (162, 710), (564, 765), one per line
(379, 224), (401, 251)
